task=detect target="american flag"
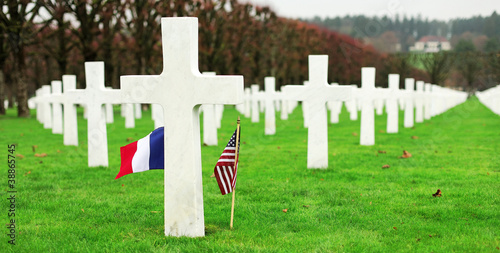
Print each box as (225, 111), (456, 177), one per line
(214, 128), (240, 195)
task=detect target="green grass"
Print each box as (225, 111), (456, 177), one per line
(1, 97), (499, 252)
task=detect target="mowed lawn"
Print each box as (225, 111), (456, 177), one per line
(1, 97), (499, 252)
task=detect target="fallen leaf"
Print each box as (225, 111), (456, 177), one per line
(277, 146), (281, 149)
(20, 133), (24, 136)
(151, 211), (160, 213)
(379, 130), (385, 133)
(393, 227), (397, 230)
(16, 154), (25, 159)
(448, 150), (452, 153)
(210, 173), (215, 178)
(282, 209), (288, 213)
(378, 150), (386, 154)
(432, 189), (442, 197)
(320, 178), (324, 181)
(121, 184), (124, 187)
(126, 137), (134, 142)
(416, 238), (421, 242)
(411, 136), (419, 139)
(302, 205), (310, 208)
(57, 150), (61, 153)
(332, 153), (337, 156)
(428, 235), (432, 237)
(243, 142), (247, 145)
(487, 172), (490, 175)
(39, 161), (43, 164)
(82, 209), (84, 212)
(32, 145), (38, 152)
(34, 153), (47, 157)
(382, 164), (390, 169)
(352, 132), (358, 136)
(399, 150), (412, 159)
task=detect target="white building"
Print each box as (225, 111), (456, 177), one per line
(410, 36), (451, 53)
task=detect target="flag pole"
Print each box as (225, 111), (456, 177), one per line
(230, 116), (240, 229)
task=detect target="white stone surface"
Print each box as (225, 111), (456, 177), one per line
(264, 77), (276, 135)
(346, 85), (358, 121)
(62, 75), (79, 146)
(244, 88), (251, 118)
(386, 74), (400, 133)
(202, 72), (218, 146)
(134, 103), (142, 119)
(250, 84), (261, 123)
(120, 17), (243, 237)
(282, 55), (351, 169)
(327, 83), (342, 124)
(124, 103), (135, 128)
(152, 103), (164, 129)
(105, 89), (114, 124)
(215, 104), (223, 129)
(66, 62), (127, 167)
(359, 68), (376, 146)
(42, 85), (52, 129)
(424, 83), (432, 120)
(415, 81), (425, 123)
(403, 78), (415, 128)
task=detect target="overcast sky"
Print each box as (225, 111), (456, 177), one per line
(243, 0), (499, 21)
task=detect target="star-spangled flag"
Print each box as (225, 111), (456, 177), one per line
(214, 128), (240, 195)
(115, 127), (164, 179)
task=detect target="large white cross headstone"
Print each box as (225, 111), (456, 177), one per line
(250, 84), (261, 123)
(359, 67), (377, 146)
(41, 85), (52, 129)
(282, 55), (351, 169)
(415, 80), (425, 123)
(120, 17), (243, 237)
(66, 62), (127, 167)
(62, 75), (79, 146)
(386, 74), (400, 133)
(403, 78), (415, 128)
(202, 72), (218, 146)
(264, 77), (276, 135)
(424, 83), (432, 120)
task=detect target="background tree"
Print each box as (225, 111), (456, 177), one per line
(0, 0), (41, 117)
(419, 52), (453, 85)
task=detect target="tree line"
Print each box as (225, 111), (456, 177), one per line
(2, 0), (426, 117)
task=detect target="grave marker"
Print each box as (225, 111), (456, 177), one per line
(120, 17), (243, 237)
(264, 77), (276, 135)
(386, 74), (400, 133)
(415, 81), (425, 123)
(403, 78), (415, 128)
(359, 67), (376, 146)
(62, 75), (79, 146)
(282, 55), (351, 169)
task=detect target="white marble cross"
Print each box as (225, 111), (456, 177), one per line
(346, 85), (359, 121)
(386, 74), (400, 133)
(66, 62), (127, 167)
(282, 55), (351, 169)
(359, 67), (377, 146)
(41, 85), (52, 129)
(415, 81), (425, 123)
(124, 104), (135, 128)
(202, 72), (218, 146)
(424, 83), (432, 120)
(250, 84), (261, 123)
(151, 103), (164, 129)
(62, 75), (79, 146)
(264, 77), (276, 135)
(134, 103), (142, 119)
(244, 87), (251, 118)
(327, 83), (342, 124)
(50, 81), (64, 134)
(120, 17), (243, 237)
(104, 91), (114, 124)
(403, 78), (415, 128)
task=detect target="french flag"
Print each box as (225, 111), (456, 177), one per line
(115, 127), (164, 179)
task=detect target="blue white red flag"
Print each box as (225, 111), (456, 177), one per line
(214, 128), (240, 195)
(115, 127), (164, 179)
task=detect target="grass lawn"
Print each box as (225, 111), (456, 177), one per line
(1, 97), (499, 252)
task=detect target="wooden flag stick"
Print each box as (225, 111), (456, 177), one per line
(230, 116), (241, 229)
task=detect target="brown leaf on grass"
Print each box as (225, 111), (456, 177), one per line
(399, 150), (412, 159)
(82, 209), (84, 212)
(20, 133), (24, 136)
(378, 150), (386, 154)
(151, 211), (160, 213)
(210, 173), (215, 178)
(277, 146), (281, 149)
(34, 153), (47, 157)
(24, 171), (31, 176)
(379, 130), (386, 133)
(302, 205), (310, 208)
(282, 209), (288, 213)
(32, 145), (38, 152)
(320, 178), (324, 181)
(393, 227), (397, 230)
(411, 136), (419, 139)
(57, 150), (62, 153)
(126, 137), (134, 142)
(39, 161), (43, 164)
(432, 189), (442, 197)
(16, 154), (25, 159)
(382, 165), (390, 169)
(352, 132), (358, 136)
